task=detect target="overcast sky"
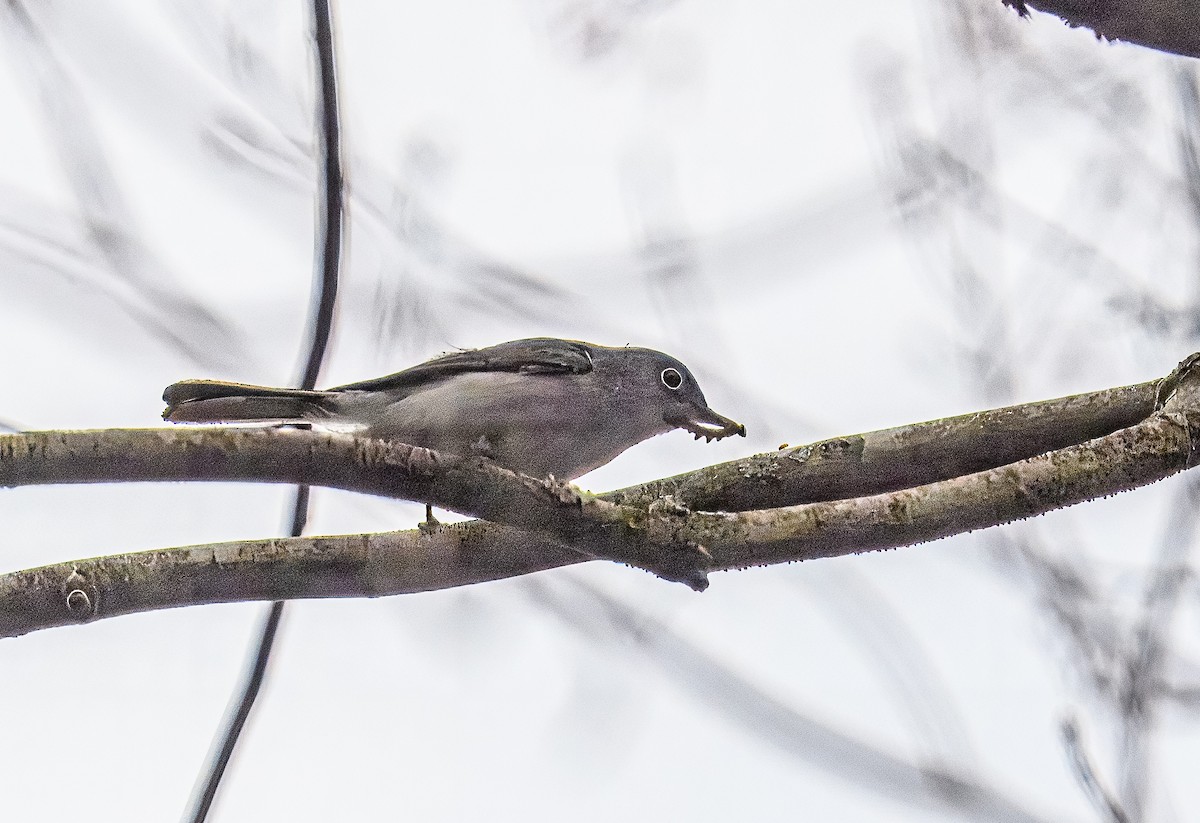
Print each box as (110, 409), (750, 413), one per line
(2, 2), (1198, 821)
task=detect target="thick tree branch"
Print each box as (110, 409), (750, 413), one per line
(0, 522), (583, 638)
(0, 429), (711, 589)
(2, 357), (1198, 639)
(611, 381), (1157, 511)
(0, 381), (1158, 512)
(1004, 0), (1200, 60)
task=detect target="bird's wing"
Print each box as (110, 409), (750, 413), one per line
(329, 338), (594, 393)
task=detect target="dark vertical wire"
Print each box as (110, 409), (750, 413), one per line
(183, 1), (343, 820)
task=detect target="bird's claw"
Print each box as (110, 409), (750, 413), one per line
(530, 473), (583, 507)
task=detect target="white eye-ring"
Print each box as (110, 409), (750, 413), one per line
(661, 367), (683, 390)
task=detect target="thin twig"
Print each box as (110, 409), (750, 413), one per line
(184, 2), (343, 820)
(182, 600), (285, 821)
(297, 0), (344, 392)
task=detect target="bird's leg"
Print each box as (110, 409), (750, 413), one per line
(418, 503), (442, 535)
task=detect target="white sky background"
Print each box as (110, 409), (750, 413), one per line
(1, 1), (1199, 821)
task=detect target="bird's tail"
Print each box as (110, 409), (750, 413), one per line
(162, 380), (337, 424)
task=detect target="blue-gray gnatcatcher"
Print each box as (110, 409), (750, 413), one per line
(163, 337), (745, 479)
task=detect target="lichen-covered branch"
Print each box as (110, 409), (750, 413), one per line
(0, 522), (584, 638)
(697, 410), (1192, 569)
(610, 381), (1157, 512)
(0, 429), (709, 589)
(2, 356), (1198, 640)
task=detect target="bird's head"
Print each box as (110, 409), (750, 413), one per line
(595, 345), (746, 443)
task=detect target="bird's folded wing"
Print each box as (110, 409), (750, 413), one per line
(329, 337), (594, 392)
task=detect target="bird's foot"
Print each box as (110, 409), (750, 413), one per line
(535, 473), (583, 507)
(418, 504), (443, 535)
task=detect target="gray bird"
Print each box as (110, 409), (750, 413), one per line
(162, 337), (745, 480)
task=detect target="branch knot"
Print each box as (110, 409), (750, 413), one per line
(61, 570), (99, 622)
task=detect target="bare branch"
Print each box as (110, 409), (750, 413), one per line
(612, 380), (1157, 511)
(0, 521), (582, 638)
(0, 428), (714, 588)
(2, 355), (1199, 638)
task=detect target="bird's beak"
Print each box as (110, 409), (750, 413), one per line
(666, 405), (747, 443)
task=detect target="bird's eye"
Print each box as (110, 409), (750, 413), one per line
(661, 367), (683, 389)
